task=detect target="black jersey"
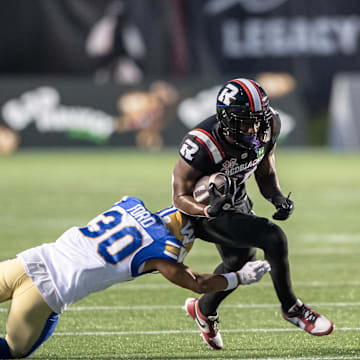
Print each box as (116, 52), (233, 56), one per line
(179, 107), (281, 204)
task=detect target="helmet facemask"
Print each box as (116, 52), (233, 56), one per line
(218, 107), (271, 150)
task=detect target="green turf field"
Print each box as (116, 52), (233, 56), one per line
(0, 149), (359, 359)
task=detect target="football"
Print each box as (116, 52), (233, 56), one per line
(193, 172), (230, 205)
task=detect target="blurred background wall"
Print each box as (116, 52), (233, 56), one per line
(0, 0), (359, 152)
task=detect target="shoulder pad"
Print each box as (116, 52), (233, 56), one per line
(179, 129), (225, 169)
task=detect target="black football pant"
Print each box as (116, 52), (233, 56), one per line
(191, 211), (298, 316)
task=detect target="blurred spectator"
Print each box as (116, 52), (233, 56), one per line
(86, 0), (146, 84)
(116, 81), (179, 149)
(0, 126), (19, 154)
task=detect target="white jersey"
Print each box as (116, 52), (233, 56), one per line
(17, 197), (194, 314)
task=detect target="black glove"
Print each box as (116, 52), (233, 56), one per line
(272, 193), (294, 221)
(206, 181), (234, 217)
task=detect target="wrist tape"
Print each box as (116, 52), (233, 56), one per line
(222, 272), (239, 291)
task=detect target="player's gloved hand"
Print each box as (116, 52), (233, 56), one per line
(272, 193), (294, 221)
(237, 260), (271, 285)
(205, 181), (233, 217)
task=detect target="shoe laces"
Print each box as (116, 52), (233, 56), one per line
(300, 305), (317, 323)
(207, 314), (220, 331)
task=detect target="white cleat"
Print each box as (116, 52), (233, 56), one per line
(184, 297), (223, 350)
(282, 299), (335, 336)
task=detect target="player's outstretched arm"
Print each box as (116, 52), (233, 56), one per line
(143, 259), (271, 294)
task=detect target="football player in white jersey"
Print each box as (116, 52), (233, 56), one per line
(0, 196), (270, 359)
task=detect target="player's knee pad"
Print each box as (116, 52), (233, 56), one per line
(263, 223), (288, 257)
(222, 248), (257, 272)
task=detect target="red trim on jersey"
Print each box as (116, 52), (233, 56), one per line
(231, 79), (254, 112)
(193, 136), (215, 163)
(249, 79), (265, 111)
(192, 128), (226, 158)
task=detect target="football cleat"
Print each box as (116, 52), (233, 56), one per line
(183, 298), (223, 350)
(282, 299), (334, 336)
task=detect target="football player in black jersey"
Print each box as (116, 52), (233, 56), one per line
(172, 78), (334, 350)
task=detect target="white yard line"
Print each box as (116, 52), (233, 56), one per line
(301, 233), (360, 243)
(67, 302), (360, 311)
(244, 358), (360, 360)
(2, 301), (360, 312)
(52, 327), (359, 336)
(108, 280), (360, 290)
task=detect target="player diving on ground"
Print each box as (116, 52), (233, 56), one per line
(0, 196), (270, 359)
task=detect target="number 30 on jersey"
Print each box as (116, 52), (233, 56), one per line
(79, 209), (143, 265)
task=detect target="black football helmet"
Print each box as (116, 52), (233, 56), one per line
(216, 78), (272, 149)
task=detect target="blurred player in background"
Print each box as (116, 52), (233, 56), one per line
(0, 196), (270, 359)
(172, 77), (334, 350)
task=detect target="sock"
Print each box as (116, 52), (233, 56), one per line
(0, 338), (13, 359)
(287, 299), (303, 313)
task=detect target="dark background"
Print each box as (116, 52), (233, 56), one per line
(0, 0), (359, 149)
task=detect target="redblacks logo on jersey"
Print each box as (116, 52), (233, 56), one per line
(221, 156), (264, 177)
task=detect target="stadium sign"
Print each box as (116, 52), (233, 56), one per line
(2, 86), (114, 139)
(0, 77), (306, 152)
(222, 16), (360, 58)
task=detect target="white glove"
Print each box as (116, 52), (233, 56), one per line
(237, 260), (271, 285)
